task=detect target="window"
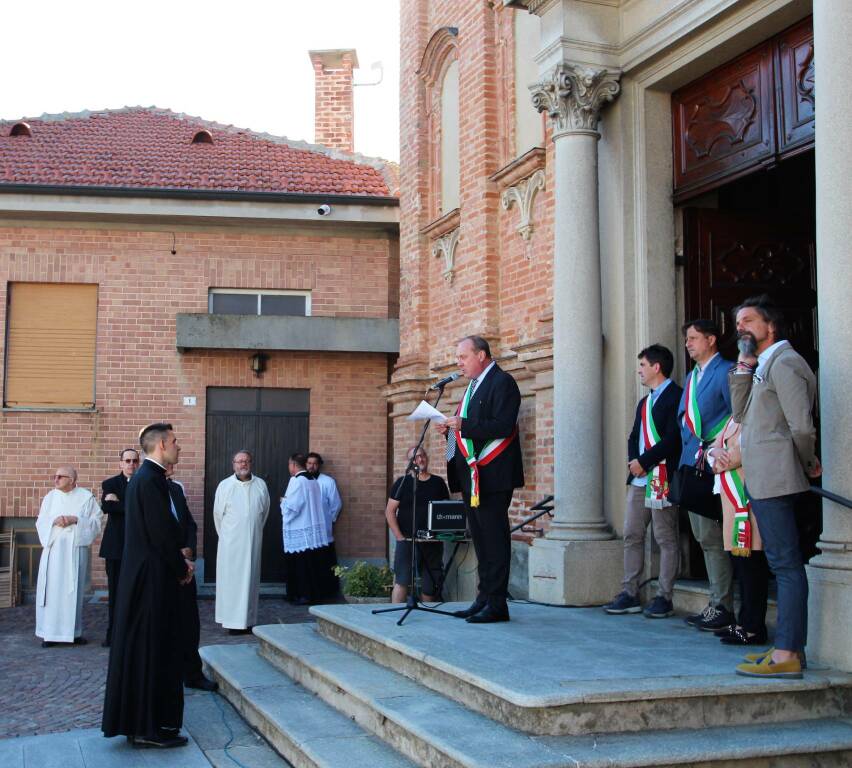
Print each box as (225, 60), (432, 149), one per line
(514, 11), (544, 157)
(208, 289), (311, 317)
(440, 59), (461, 213)
(4, 283), (98, 408)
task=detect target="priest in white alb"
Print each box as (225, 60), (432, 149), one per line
(282, 452), (339, 605)
(35, 465), (101, 647)
(213, 450), (270, 634)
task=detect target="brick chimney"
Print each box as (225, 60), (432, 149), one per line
(309, 48), (358, 153)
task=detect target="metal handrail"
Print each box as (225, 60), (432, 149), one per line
(810, 486), (852, 510)
(511, 495), (554, 534)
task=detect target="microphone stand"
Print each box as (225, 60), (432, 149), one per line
(373, 382), (457, 626)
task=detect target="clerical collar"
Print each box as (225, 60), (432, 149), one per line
(296, 470), (312, 479)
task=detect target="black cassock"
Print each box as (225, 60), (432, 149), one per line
(102, 458), (187, 738)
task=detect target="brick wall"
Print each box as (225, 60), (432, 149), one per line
(0, 222), (397, 586)
(392, 1), (554, 538)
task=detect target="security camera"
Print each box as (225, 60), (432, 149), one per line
(317, 204), (332, 216)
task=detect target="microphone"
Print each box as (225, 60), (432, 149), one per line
(429, 372), (461, 390)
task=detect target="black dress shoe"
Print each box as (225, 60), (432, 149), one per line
(129, 733), (188, 748)
(720, 626), (768, 646)
(713, 624), (736, 638)
(41, 640), (55, 648)
(452, 600), (486, 619)
(73, 636), (87, 645)
(227, 627), (253, 635)
(466, 606), (510, 624)
(185, 675), (219, 692)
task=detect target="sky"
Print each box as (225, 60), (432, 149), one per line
(3, 0), (401, 161)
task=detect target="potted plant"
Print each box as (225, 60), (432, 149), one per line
(334, 561), (393, 603)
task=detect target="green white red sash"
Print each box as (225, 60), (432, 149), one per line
(683, 366), (729, 443)
(641, 393), (670, 508)
(455, 381), (517, 508)
(717, 424), (752, 556)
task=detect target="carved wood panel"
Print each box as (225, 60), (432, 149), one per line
(673, 43), (775, 200)
(683, 208), (817, 371)
(776, 17), (815, 155)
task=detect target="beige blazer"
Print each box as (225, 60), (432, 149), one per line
(711, 420), (762, 552)
(728, 341), (817, 500)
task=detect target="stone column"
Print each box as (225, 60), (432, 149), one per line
(806, 1), (852, 672)
(527, 63), (624, 604)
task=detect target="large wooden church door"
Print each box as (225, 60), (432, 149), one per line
(682, 208), (817, 370)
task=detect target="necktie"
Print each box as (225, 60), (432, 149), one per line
(446, 378), (476, 461)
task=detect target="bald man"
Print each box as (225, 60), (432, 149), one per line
(35, 465), (101, 647)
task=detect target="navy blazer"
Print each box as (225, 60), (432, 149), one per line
(99, 473), (130, 560)
(447, 364), (524, 495)
(626, 380), (683, 484)
(677, 354), (733, 467)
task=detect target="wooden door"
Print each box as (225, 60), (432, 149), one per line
(682, 208), (817, 370)
(204, 387), (310, 583)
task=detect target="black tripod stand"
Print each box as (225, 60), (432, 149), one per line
(373, 384), (457, 626)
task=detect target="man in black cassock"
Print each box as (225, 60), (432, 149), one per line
(102, 423), (193, 749)
(165, 463), (218, 691)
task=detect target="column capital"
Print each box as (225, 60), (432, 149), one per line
(530, 63), (620, 138)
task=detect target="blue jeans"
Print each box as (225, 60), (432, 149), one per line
(749, 493), (808, 652)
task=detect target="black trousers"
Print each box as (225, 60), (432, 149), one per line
(179, 578), (203, 683)
(104, 558), (121, 644)
(464, 489), (513, 609)
(732, 550), (770, 635)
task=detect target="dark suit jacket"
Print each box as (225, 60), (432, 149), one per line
(626, 380), (684, 484)
(99, 473), (130, 560)
(168, 479), (198, 559)
(447, 364), (524, 495)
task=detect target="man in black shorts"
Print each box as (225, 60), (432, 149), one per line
(384, 446), (449, 603)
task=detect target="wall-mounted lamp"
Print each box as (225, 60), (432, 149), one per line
(250, 352), (268, 377)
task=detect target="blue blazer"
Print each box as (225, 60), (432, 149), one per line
(677, 354), (733, 467)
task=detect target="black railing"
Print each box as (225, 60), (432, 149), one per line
(511, 495), (555, 534)
(810, 485), (852, 510)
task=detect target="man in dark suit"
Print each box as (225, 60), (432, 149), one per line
(165, 464), (218, 692)
(102, 423), (192, 749)
(604, 345), (683, 619)
(99, 448), (139, 647)
(436, 335), (524, 623)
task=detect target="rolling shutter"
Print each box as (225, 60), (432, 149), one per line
(5, 283), (98, 408)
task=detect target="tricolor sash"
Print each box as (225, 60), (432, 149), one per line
(455, 381), (517, 508)
(720, 467), (752, 556)
(641, 394), (670, 509)
(683, 366), (729, 443)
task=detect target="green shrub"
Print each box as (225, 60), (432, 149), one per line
(334, 561), (393, 597)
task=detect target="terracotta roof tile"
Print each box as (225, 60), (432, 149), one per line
(0, 107), (395, 197)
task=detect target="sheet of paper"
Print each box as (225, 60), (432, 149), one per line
(406, 400), (447, 422)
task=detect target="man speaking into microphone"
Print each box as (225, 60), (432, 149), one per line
(435, 336), (524, 623)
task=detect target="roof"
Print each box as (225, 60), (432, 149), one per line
(0, 107), (397, 198)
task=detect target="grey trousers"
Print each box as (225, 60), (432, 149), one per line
(688, 510), (734, 611)
(622, 485), (680, 600)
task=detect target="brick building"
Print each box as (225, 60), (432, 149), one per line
(0, 55), (399, 590)
(396, 0), (852, 672)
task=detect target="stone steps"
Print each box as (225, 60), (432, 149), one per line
(201, 620), (852, 768)
(310, 603), (849, 737)
(199, 643), (417, 768)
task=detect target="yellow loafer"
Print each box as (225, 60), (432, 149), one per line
(742, 647), (807, 669)
(736, 654), (803, 679)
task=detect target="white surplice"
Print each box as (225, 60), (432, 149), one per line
(35, 487), (101, 642)
(315, 473), (342, 541)
(213, 474), (270, 629)
(281, 474), (329, 553)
